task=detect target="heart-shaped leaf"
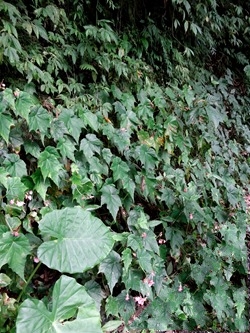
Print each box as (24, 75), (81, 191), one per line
(16, 275), (102, 333)
(37, 207), (114, 273)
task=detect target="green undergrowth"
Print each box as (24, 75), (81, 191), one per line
(0, 0), (250, 332)
(0, 70), (249, 332)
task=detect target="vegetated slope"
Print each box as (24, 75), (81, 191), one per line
(0, 0), (249, 332)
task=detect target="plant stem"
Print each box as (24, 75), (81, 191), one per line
(17, 262), (42, 303)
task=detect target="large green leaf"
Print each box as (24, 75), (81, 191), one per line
(0, 232), (31, 280)
(16, 275), (102, 333)
(37, 207), (114, 273)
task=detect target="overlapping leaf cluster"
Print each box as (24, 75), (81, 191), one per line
(0, 0), (250, 332)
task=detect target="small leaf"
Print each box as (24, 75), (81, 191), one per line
(137, 249), (153, 272)
(183, 85), (195, 107)
(15, 91), (36, 120)
(233, 287), (246, 318)
(28, 106), (52, 134)
(161, 187), (175, 207)
(0, 232), (31, 280)
(37, 207), (114, 273)
(203, 287), (232, 322)
(122, 177), (135, 199)
(113, 129), (130, 153)
(38, 147), (62, 185)
(5, 215), (21, 230)
(102, 148), (113, 165)
(101, 184), (122, 220)
(143, 229), (159, 254)
(80, 110), (99, 132)
(80, 134), (103, 159)
(31, 169), (50, 201)
(3, 154), (27, 177)
(71, 173), (94, 204)
(57, 136), (76, 161)
(85, 280), (105, 310)
(99, 250), (122, 294)
(50, 119), (68, 141)
(58, 108), (84, 142)
(106, 291), (135, 324)
(121, 248), (132, 272)
(122, 268), (144, 292)
(111, 157), (129, 182)
(0, 273), (11, 287)
(135, 145), (158, 170)
(16, 275), (102, 333)
(2, 88), (16, 110)
(0, 167), (9, 187)
(24, 141), (41, 159)
(205, 105), (226, 128)
(102, 320), (123, 332)
(0, 113), (14, 143)
(165, 227), (184, 252)
(6, 177), (27, 201)
(226, 184), (241, 207)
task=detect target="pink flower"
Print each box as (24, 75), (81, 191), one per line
(134, 296), (147, 306)
(16, 201), (24, 207)
(141, 232), (147, 238)
(9, 199), (14, 205)
(158, 238), (166, 244)
(143, 277), (154, 287)
(189, 213), (193, 220)
(33, 257), (40, 263)
(25, 191), (33, 201)
(147, 279), (154, 287)
(178, 284), (183, 292)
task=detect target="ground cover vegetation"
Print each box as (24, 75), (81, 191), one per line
(0, 0), (250, 331)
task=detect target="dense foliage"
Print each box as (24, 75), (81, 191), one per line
(0, 0), (250, 332)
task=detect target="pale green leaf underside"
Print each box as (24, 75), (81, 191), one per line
(16, 275), (102, 333)
(37, 207), (114, 273)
